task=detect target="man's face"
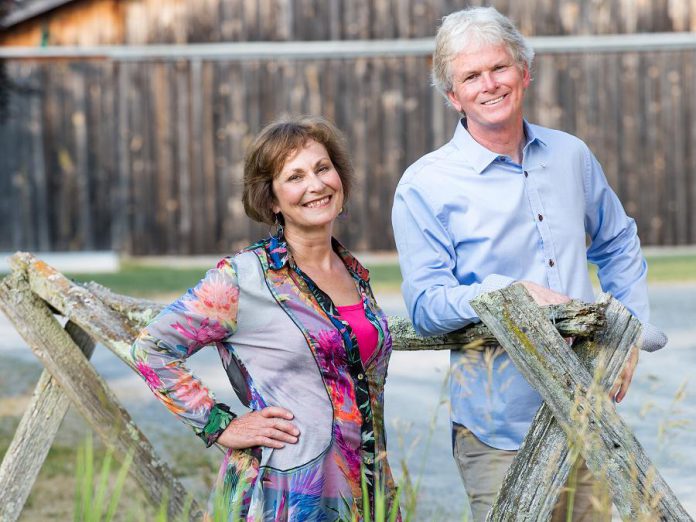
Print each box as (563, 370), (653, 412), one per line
(446, 43), (530, 135)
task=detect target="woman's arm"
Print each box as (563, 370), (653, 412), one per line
(131, 258), (299, 448)
(131, 258), (240, 446)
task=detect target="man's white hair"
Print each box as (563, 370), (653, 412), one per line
(432, 7), (535, 103)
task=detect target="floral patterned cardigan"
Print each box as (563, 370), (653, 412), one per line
(130, 236), (398, 521)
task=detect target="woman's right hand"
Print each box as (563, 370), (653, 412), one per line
(216, 406), (300, 450)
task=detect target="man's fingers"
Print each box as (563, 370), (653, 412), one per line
(609, 380), (620, 400)
(517, 281), (570, 306)
(610, 347), (639, 403)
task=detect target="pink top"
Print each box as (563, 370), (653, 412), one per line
(336, 302), (378, 366)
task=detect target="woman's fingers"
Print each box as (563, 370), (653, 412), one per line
(260, 427), (298, 444)
(261, 405), (295, 420)
(217, 407), (300, 450)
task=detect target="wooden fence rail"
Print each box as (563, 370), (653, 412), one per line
(0, 252), (690, 521)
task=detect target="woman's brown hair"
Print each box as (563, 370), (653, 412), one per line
(242, 116), (354, 225)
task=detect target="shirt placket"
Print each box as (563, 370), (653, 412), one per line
(521, 163), (563, 292)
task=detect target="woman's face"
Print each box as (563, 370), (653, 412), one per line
(271, 139), (344, 234)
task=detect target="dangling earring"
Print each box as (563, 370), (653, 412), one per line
(271, 213), (284, 238)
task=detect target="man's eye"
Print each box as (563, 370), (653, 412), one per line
(464, 74), (478, 82)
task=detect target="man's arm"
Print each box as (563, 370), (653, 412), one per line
(583, 146), (652, 402)
(392, 182), (521, 336)
(583, 147), (649, 324)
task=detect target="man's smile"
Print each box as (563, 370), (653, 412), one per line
(481, 94), (507, 106)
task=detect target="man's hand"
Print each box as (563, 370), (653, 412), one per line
(517, 281), (571, 306)
(217, 406), (300, 450)
(609, 346), (639, 403)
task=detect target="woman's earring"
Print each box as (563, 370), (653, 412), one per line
(272, 213), (284, 238)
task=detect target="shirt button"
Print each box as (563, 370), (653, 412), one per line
(364, 456), (374, 465)
(549, 259), (555, 267)
(538, 214), (544, 221)
(357, 373), (364, 380)
(524, 171), (529, 178)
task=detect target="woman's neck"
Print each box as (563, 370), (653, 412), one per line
(284, 226), (337, 272)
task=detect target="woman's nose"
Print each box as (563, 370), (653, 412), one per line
(307, 172), (324, 191)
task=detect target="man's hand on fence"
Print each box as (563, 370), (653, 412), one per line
(517, 281), (571, 306)
(217, 406), (300, 450)
(610, 346), (640, 403)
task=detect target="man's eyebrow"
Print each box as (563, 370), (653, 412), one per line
(458, 67), (480, 78)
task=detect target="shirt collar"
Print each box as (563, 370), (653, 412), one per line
(452, 118), (547, 174)
(262, 234), (370, 283)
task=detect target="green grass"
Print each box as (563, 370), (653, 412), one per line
(65, 261), (404, 298)
(64, 254), (694, 299)
(66, 263), (208, 297)
(644, 255), (696, 282)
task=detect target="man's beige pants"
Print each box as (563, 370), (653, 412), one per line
(453, 424), (612, 521)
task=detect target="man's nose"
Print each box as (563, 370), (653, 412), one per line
(481, 72), (498, 91)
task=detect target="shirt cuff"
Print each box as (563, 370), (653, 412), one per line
(480, 274), (517, 296)
(197, 402), (237, 447)
(638, 322), (668, 353)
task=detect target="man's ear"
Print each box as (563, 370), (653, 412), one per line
(446, 90), (463, 113)
(522, 66), (531, 89)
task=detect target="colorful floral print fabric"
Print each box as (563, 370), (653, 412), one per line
(131, 235), (398, 521)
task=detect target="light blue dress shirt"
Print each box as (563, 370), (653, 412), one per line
(392, 119), (649, 450)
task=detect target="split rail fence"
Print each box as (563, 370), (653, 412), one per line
(0, 252), (691, 521)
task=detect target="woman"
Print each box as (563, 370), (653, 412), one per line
(131, 116), (399, 521)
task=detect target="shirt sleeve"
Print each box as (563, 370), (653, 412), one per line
(130, 257), (240, 447)
(583, 146), (650, 323)
(392, 182), (516, 337)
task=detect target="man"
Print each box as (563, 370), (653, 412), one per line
(392, 6), (661, 521)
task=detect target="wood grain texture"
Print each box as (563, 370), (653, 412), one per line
(0, 271), (203, 521)
(487, 292), (641, 520)
(0, 322), (94, 522)
(472, 285), (691, 521)
(2, 46), (695, 252)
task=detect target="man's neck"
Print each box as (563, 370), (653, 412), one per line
(466, 119), (526, 165)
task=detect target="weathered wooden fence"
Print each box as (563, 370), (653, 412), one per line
(0, 252), (690, 521)
(4, 0), (696, 46)
(2, 33), (696, 253)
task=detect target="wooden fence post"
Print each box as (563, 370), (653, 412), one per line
(472, 284), (691, 520)
(0, 271), (204, 521)
(0, 321), (94, 522)
(486, 292), (641, 520)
